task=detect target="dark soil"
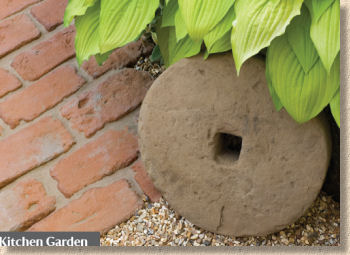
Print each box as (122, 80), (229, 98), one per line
(321, 107), (340, 202)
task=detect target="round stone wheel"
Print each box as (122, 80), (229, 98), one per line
(138, 53), (331, 236)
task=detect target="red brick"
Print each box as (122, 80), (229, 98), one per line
(132, 160), (161, 202)
(83, 41), (153, 79)
(31, 0), (68, 31)
(28, 179), (142, 233)
(0, 14), (40, 58)
(51, 129), (138, 198)
(0, 66), (85, 128)
(0, 0), (40, 20)
(0, 68), (21, 98)
(11, 26), (75, 81)
(61, 69), (153, 137)
(0, 117), (74, 188)
(0, 179), (55, 231)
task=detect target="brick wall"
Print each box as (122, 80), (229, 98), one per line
(0, 0), (160, 233)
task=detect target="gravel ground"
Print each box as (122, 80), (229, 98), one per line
(101, 192), (339, 246)
(135, 56), (165, 78)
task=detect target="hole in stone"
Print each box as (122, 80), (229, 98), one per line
(214, 132), (242, 164)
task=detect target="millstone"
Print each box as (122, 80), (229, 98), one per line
(138, 53), (331, 236)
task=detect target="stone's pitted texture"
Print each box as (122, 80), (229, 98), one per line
(82, 41), (153, 79)
(61, 68), (153, 137)
(0, 0), (40, 20)
(11, 26), (76, 81)
(0, 117), (74, 188)
(0, 66), (85, 128)
(0, 68), (21, 98)
(132, 160), (161, 202)
(30, 0), (68, 31)
(0, 179), (55, 231)
(28, 180), (142, 234)
(138, 54), (332, 236)
(0, 14), (40, 58)
(51, 129), (139, 198)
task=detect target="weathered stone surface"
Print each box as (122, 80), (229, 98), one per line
(132, 160), (161, 202)
(0, 0), (40, 20)
(0, 68), (21, 98)
(0, 117), (74, 188)
(0, 14), (40, 58)
(11, 26), (75, 81)
(138, 53), (332, 236)
(0, 179), (55, 231)
(30, 0), (68, 31)
(82, 41), (153, 79)
(51, 129), (138, 198)
(28, 180), (142, 234)
(0, 66), (85, 128)
(61, 68), (153, 137)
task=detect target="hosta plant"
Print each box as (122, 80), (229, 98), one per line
(64, 0), (340, 127)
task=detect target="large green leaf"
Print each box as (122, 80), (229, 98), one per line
(64, 0), (98, 26)
(175, 9), (187, 42)
(99, 0), (159, 53)
(309, 0), (340, 73)
(330, 89), (340, 127)
(178, 0), (235, 41)
(231, 0), (303, 74)
(267, 29), (340, 123)
(150, 45), (162, 63)
(162, 0), (178, 27)
(157, 27), (169, 66)
(305, 0), (334, 22)
(286, 6), (319, 73)
(169, 35), (202, 65)
(95, 50), (113, 65)
(75, 1), (100, 66)
(204, 31), (231, 59)
(157, 23), (202, 66)
(204, 4), (235, 53)
(266, 58), (283, 111)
